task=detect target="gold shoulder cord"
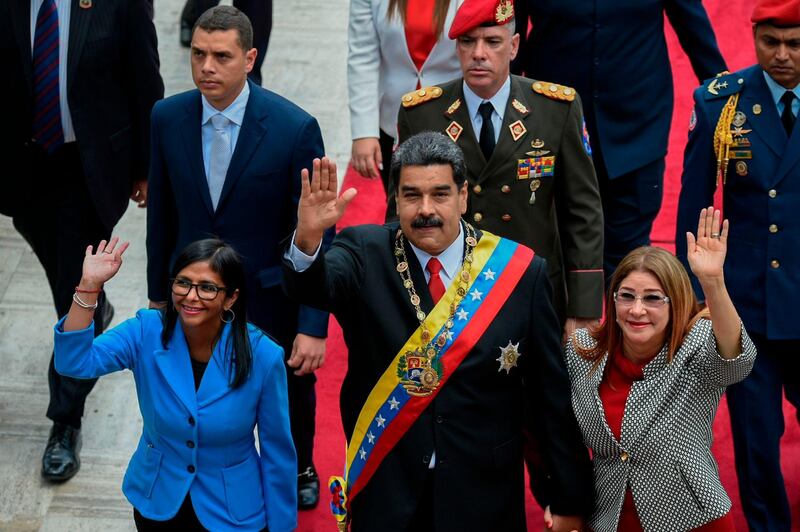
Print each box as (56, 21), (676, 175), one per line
(713, 93), (740, 186)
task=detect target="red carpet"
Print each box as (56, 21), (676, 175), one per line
(298, 6), (800, 530)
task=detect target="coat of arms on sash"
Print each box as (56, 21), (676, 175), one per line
(397, 349), (443, 396)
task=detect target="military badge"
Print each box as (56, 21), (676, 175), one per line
(446, 121), (463, 142)
(495, 0), (513, 24)
(735, 161), (748, 176)
(517, 156), (556, 180)
(581, 118), (592, 155)
(446, 99), (462, 116)
(496, 341), (522, 373)
(689, 109), (697, 132)
(729, 150), (752, 160)
(731, 127), (752, 138)
(509, 120), (526, 141)
(529, 179), (541, 205)
(733, 111), (747, 128)
(398, 349), (443, 397)
(511, 99), (529, 115)
(752, 104), (762, 115)
(79, 0), (92, 8)
(732, 137), (751, 147)
(531, 138), (545, 149)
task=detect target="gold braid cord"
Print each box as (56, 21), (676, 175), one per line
(713, 93), (739, 186)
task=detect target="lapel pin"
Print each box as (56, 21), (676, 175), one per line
(445, 121), (463, 142)
(79, 0), (92, 9)
(509, 120), (526, 141)
(752, 104), (762, 115)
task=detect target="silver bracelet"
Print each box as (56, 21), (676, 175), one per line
(72, 292), (98, 310)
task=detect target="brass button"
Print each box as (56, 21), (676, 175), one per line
(771, 259), (780, 269)
(473, 212), (483, 223)
(620, 452), (630, 462)
(769, 189), (777, 198)
(501, 214), (512, 222)
(501, 185), (511, 193)
(473, 184), (482, 194)
(769, 224), (778, 233)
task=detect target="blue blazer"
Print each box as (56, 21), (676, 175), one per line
(676, 65), (800, 341)
(54, 310), (297, 531)
(513, 0), (726, 178)
(146, 80), (332, 349)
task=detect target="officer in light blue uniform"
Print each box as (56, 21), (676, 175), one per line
(675, 2), (800, 530)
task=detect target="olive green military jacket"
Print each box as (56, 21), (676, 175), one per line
(396, 75), (604, 320)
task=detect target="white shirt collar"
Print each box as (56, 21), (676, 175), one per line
(201, 81), (250, 126)
(462, 76), (511, 120)
(409, 222), (465, 280)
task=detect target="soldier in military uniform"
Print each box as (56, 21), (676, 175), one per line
(676, 1), (800, 530)
(394, 0), (604, 336)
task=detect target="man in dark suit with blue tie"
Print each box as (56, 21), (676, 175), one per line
(676, 1), (800, 529)
(146, 6), (330, 510)
(1, 0), (163, 481)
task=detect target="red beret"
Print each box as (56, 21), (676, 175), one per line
(448, 0), (514, 40)
(752, 0), (800, 26)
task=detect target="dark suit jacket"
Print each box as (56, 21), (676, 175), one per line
(1, 0), (163, 229)
(513, 0), (726, 178)
(147, 81), (330, 346)
(676, 66), (800, 341)
(283, 224), (593, 530)
(397, 76), (604, 321)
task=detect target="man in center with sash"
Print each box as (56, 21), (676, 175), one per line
(283, 131), (592, 531)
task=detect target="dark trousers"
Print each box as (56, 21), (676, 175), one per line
(12, 143), (112, 429)
(726, 332), (800, 532)
(181, 0), (272, 86)
(589, 125), (664, 280)
(287, 371), (316, 472)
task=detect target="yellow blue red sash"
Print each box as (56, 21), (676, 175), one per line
(329, 232), (534, 527)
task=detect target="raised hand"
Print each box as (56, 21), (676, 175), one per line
(686, 206), (728, 282)
(295, 157), (357, 254)
(80, 237), (130, 290)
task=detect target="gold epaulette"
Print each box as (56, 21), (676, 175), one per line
(531, 81), (576, 102)
(401, 87), (443, 108)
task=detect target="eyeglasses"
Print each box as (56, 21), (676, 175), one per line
(171, 278), (227, 301)
(613, 291), (670, 309)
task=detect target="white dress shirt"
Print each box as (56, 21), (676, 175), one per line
(463, 76), (511, 144)
(30, 0), (75, 143)
(201, 82), (250, 178)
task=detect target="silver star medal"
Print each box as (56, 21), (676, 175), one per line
(497, 341), (522, 373)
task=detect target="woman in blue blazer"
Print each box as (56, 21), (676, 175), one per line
(54, 238), (296, 531)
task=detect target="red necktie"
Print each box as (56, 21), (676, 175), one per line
(426, 258), (446, 304)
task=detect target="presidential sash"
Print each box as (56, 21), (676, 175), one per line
(329, 232), (534, 528)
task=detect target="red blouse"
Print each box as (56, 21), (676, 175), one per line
(599, 350), (734, 532)
(404, 0), (438, 74)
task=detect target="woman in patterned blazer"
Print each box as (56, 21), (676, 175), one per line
(562, 207), (756, 532)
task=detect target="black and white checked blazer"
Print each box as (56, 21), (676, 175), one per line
(564, 319), (756, 532)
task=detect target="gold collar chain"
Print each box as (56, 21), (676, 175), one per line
(394, 223), (478, 353)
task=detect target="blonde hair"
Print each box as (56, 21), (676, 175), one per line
(387, 0), (452, 40)
(574, 246), (707, 370)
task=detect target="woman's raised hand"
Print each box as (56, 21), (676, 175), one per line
(686, 207), (728, 282)
(80, 237), (129, 290)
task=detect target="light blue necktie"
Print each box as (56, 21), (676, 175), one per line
(208, 114), (231, 210)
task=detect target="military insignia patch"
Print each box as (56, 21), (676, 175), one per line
(495, 0), (513, 23)
(509, 120), (526, 141)
(446, 121), (463, 142)
(689, 108), (697, 132)
(446, 99), (462, 116)
(581, 118), (592, 155)
(517, 156), (555, 180)
(531, 138), (545, 149)
(497, 341), (522, 374)
(735, 161), (748, 176)
(733, 111), (747, 128)
(703, 72), (743, 100)
(511, 99), (529, 115)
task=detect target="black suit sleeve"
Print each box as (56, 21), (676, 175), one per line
(123, 0), (164, 180)
(664, 0), (727, 82)
(146, 103), (178, 302)
(288, 116), (334, 338)
(283, 227), (365, 314)
(525, 256), (593, 516)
